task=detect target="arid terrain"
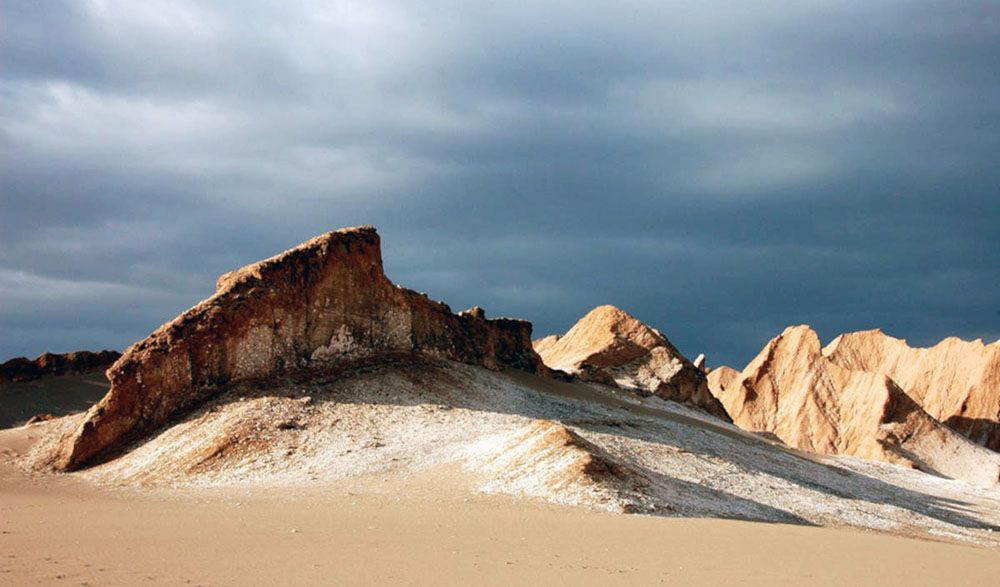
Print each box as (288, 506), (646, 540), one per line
(3, 226), (999, 585)
(5, 362), (1000, 585)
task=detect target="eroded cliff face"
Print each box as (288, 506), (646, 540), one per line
(533, 305), (729, 420)
(823, 330), (1000, 450)
(55, 226), (541, 470)
(708, 326), (1000, 485)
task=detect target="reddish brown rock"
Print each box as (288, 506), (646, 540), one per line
(533, 305), (729, 420)
(0, 350), (121, 384)
(56, 226), (541, 471)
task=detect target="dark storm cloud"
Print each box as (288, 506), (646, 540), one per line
(1, 0), (998, 366)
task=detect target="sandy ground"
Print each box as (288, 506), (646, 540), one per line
(3, 448), (1000, 586)
(4, 362), (1000, 585)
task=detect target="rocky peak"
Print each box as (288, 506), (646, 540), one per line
(822, 328), (1000, 449)
(533, 305), (729, 419)
(55, 226), (542, 470)
(544, 305), (668, 371)
(707, 325), (1000, 485)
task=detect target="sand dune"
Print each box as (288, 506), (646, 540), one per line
(5, 360), (1000, 584)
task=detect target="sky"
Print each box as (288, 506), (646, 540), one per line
(1, 1), (998, 367)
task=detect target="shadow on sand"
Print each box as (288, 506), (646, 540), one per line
(86, 358), (1000, 533)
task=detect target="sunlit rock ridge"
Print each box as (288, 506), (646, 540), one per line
(56, 226), (541, 470)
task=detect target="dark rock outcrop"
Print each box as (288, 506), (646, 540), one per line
(0, 350), (121, 384)
(56, 226), (541, 470)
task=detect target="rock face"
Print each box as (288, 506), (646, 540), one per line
(531, 334), (562, 358)
(55, 226), (541, 471)
(533, 305), (729, 419)
(708, 326), (1000, 485)
(0, 351), (121, 384)
(823, 330), (1000, 450)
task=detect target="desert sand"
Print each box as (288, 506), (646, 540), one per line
(4, 424), (1000, 586)
(6, 362), (1000, 585)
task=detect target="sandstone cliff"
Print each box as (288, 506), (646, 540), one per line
(823, 330), (1000, 450)
(533, 305), (729, 419)
(708, 326), (1000, 485)
(55, 226), (541, 470)
(0, 350), (121, 384)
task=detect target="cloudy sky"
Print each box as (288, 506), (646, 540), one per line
(1, 1), (998, 367)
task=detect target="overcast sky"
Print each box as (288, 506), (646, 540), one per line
(1, 1), (998, 367)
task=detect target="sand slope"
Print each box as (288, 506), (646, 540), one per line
(17, 359), (1000, 547)
(3, 456), (1000, 586)
(5, 459), (1000, 587)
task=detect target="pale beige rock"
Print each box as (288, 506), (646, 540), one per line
(706, 366), (739, 397)
(531, 335), (562, 358)
(708, 325), (1000, 485)
(823, 330), (1000, 449)
(533, 305), (728, 419)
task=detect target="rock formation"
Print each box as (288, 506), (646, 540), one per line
(55, 226), (542, 470)
(533, 305), (729, 419)
(705, 365), (739, 399)
(708, 325), (1000, 485)
(0, 350), (121, 384)
(823, 330), (1000, 450)
(531, 334), (562, 358)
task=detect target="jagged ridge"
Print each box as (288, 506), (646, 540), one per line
(56, 226), (541, 470)
(823, 329), (1000, 449)
(534, 305), (728, 419)
(708, 325), (1000, 486)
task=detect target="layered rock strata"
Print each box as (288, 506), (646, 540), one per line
(56, 226), (541, 470)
